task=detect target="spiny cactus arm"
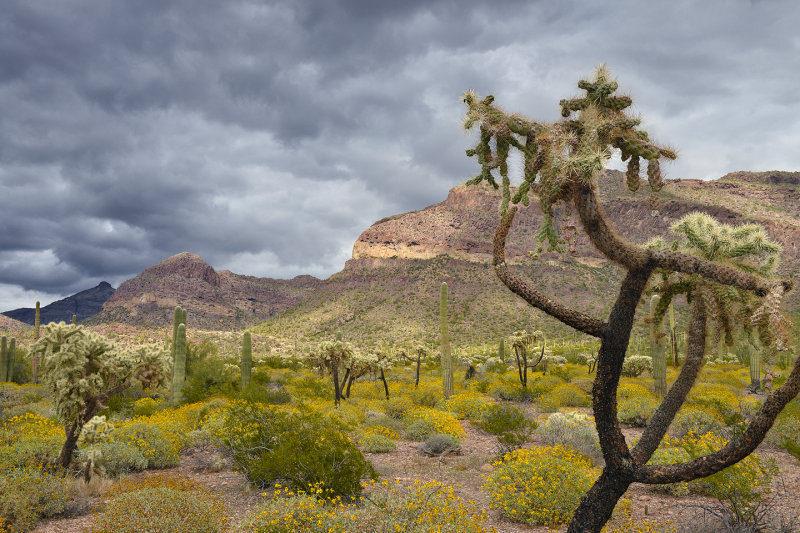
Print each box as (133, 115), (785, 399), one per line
(592, 268), (651, 469)
(494, 206), (605, 337)
(631, 295), (707, 464)
(634, 350), (800, 484)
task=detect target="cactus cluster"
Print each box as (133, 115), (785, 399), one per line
(171, 306), (187, 405)
(440, 282), (453, 399)
(0, 336), (15, 382)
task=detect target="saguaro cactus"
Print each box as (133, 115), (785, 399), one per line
(498, 338), (506, 364)
(71, 314), (77, 325)
(172, 324), (187, 405)
(650, 295), (667, 397)
(0, 337), (7, 382)
(748, 338), (761, 392)
(32, 301), (41, 383)
(440, 282), (453, 399)
(241, 331), (252, 389)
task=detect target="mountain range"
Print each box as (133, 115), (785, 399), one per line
(6, 170), (799, 345)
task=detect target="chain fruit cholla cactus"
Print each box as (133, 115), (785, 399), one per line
(33, 322), (170, 468)
(462, 66), (795, 532)
(241, 331), (252, 389)
(508, 329), (545, 388)
(440, 282), (454, 399)
(312, 339), (355, 406)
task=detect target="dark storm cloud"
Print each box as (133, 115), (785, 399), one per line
(1, 0), (799, 309)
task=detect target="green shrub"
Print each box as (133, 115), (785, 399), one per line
(241, 383), (291, 405)
(91, 486), (226, 533)
(182, 356), (237, 403)
(621, 355), (652, 377)
(545, 383), (590, 407)
(411, 385), (441, 407)
(534, 411), (600, 462)
(0, 466), (72, 532)
(80, 440), (148, 477)
(484, 445), (598, 526)
(356, 432), (396, 454)
(487, 383), (535, 402)
(384, 396), (414, 419)
(669, 406), (725, 438)
(618, 395), (659, 427)
(419, 433), (461, 456)
(473, 403), (535, 449)
(222, 401), (376, 499)
(528, 375), (566, 398)
(440, 392), (490, 420)
(115, 420), (180, 469)
(405, 418), (437, 441)
(646, 445), (691, 496)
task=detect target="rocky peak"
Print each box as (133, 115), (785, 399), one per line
(143, 252), (220, 287)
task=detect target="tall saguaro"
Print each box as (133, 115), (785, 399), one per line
(32, 301), (40, 383)
(440, 282), (453, 399)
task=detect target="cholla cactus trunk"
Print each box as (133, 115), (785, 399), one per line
(750, 343), (761, 392)
(0, 336), (7, 382)
(241, 331), (252, 389)
(440, 282), (454, 399)
(172, 324), (187, 405)
(650, 296), (667, 397)
(32, 301), (40, 383)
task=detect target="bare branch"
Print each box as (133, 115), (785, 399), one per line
(493, 205), (606, 338)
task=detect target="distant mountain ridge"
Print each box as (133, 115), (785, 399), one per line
(82, 170), (799, 344)
(2, 281), (115, 325)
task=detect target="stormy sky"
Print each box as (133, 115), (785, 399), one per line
(1, 0), (799, 311)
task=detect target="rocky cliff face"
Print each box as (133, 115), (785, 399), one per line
(90, 170), (800, 336)
(94, 252), (321, 328)
(3, 281), (116, 325)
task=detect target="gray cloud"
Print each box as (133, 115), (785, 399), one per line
(1, 0), (799, 310)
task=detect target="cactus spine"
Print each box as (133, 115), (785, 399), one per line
(172, 323), (186, 405)
(650, 295), (666, 397)
(440, 282), (453, 399)
(32, 301), (40, 383)
(241, 331), (252, 389)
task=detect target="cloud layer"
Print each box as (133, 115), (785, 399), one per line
(1, 0), (799, 310)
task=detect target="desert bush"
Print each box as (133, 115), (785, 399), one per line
(440, 391), (492, 420)
(182, 356), (238, 403)
(383, 396), (414, 419)
(0, 413), (63, 468)
(486, 383), (535, 402)
(222, 401), (376, 498)
(411, 383), (441, 407)
(484, 445), (599, 526)
(548, 363), (585, 383)
(534, 411), (601, 462)
(474, 403), (535, 450)
(245, 479), (491, 532)
(682, 433), (778, 523)
(404, 408), (464, 440)
(91, 486), (226, 533)
(545, 383), (591, 408)
(528, 375), (566, 398)
(646, 445), (691, 496)
(669, 406), (726, 439)
(686, 383), (741, 419)
(79, 440), (148, 477)
(240, 383), (291, 405)
(419, 433), (461, 456)
(621, 355), (653, 377)
(0, 466), (72, 532)
(355, 432), (396, 453)
(115, 420), (181, 469)
(618, 395), (659, 427)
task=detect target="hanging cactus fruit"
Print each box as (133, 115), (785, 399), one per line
(241, 331), (252, 390)
(647, 158), (664, 192)
(626, 156), (640, 192)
